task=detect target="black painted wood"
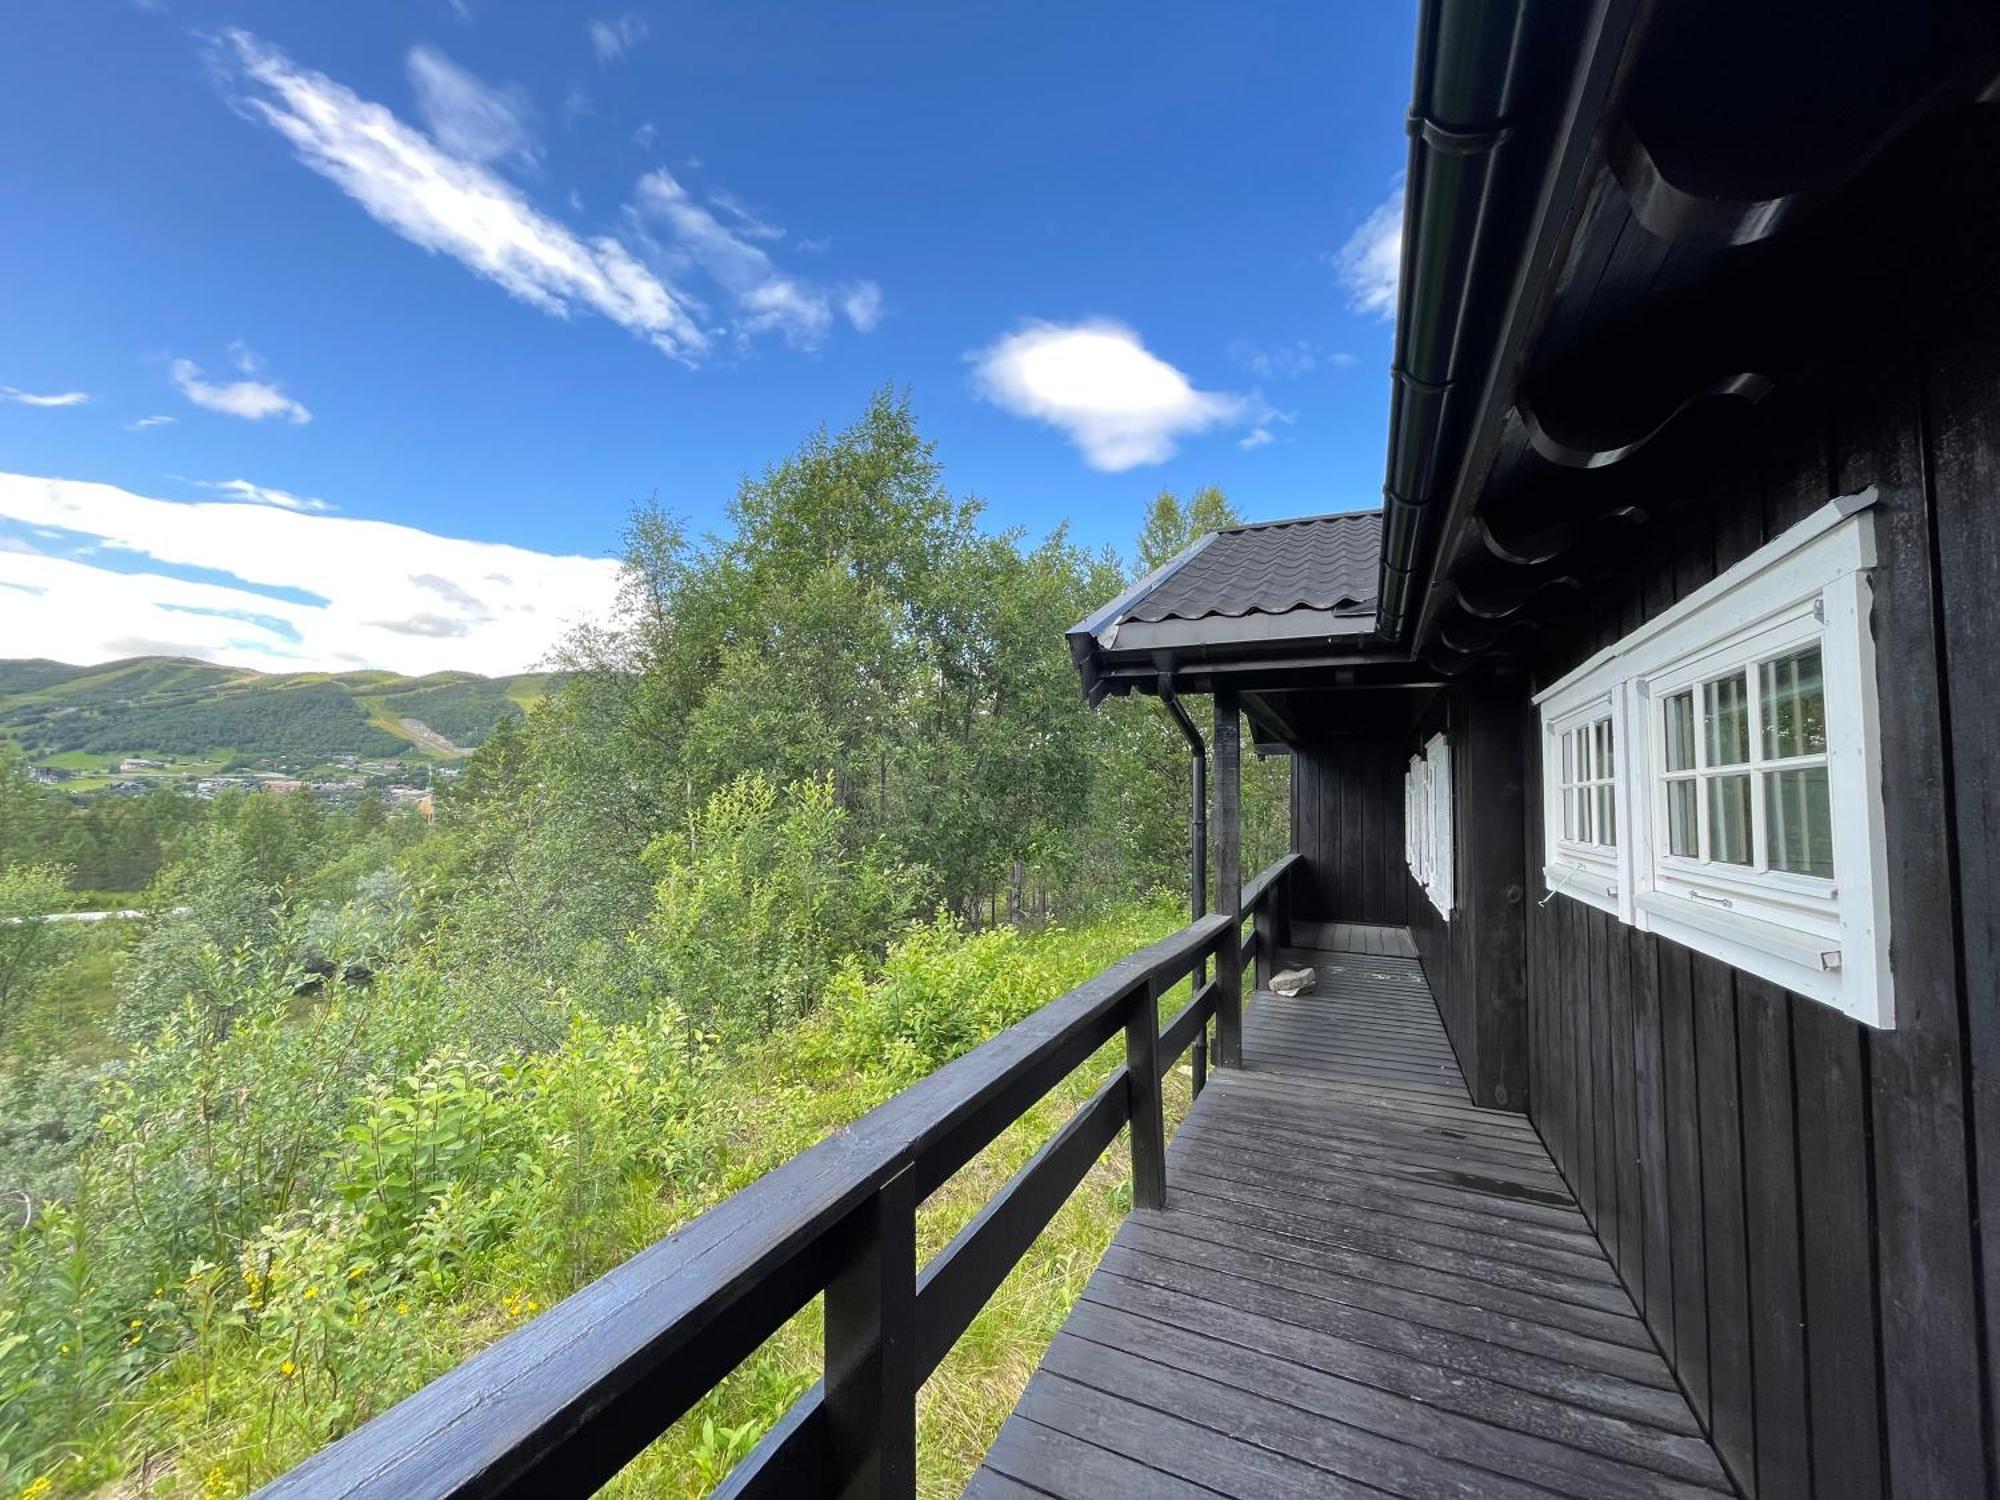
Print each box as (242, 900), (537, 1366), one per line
(1514, 327), (2000, 1496)
(974, 959), (1730, 1497)
(1292, 738), (1410, 927)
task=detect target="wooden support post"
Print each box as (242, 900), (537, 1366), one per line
(1214, 690), (1243, 1067)
(1125, 980), (1168, 1210)
(1253, 903), (1275, 992)
(1191, 1020), (1208, 1098)
(824, 1163), (916, 1499)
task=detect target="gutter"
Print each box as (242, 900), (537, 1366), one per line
(1377, 0), (1531, 642)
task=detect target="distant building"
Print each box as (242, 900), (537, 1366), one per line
(27, 766), (73, 784)
(262, 779), (304, 795)
(118, 758), (164, 772)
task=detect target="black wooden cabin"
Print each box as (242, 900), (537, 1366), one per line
(259, 3), (2000, 1496)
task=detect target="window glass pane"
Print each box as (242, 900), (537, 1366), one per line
(1765, 766), (1834, 878)
(1578, 782), (1592, 843)
(1761, 646), (1826, 761)
(1561, 730), (1573, 784)
(1704, 674), (1750, 766)
(1562, 787), (1574, 840)
(1663, 690), (1696, 772)
(1596, 785), (1616, 847)
(1666, 779), (1698, 857)
(1596, 718), (1614, 778)
(1707, 773), (1753, 864)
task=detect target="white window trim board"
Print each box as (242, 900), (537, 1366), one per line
(1531, 491), (1894, 1028)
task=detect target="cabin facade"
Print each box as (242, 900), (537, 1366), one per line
(261, 3), (2000, 1496)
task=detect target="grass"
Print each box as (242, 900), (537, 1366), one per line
(15, 904), (1193, 1497)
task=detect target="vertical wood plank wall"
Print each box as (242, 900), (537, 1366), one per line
(1405, 681), (1531, 1112)
(1290, 739), (1409, 929)
(1493, 328), (2000, 1497)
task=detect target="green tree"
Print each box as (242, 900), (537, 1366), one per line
(0, 862), (74, 1042)
(1136, 485), (1239, 572)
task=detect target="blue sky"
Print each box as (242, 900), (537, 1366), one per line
(0, 2), (1413, 674)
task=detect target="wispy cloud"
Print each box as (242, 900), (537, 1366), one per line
(588, 12), (648, 64)
(1238, 428), (1275, 450)
(842, 281), (884, 332)
(633, 168), (841, 349)
(407, 44), (540, 171)
(0, 471), (618, 675)
(125, 415), (177, 432)
(970, 320), (1249, 472)
(1333, 181), (1404, 320)
(707, 187), (784, 242)
(188, 477), (335, 513)
(1229, 338), (1326, 380)
(171, 357), (312, 424)
(212, 31), (877, 365)
(213, 30), (707, 361)
(2, 387), (90, 408)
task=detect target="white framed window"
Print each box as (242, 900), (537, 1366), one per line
(1541, 697), (1623, 914)
(1406, 734), (1454, 918)
(1532, 492), (1893, 1027)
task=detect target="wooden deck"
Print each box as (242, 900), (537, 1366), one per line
(969, 945), (1732, 1499)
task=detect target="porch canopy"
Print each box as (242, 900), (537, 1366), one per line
(1066, 510), (1439, 750)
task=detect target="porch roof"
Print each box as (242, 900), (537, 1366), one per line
(1067, 511), (1397, 705)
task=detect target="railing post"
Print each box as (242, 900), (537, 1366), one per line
(1214, 691), (1243, 1067)
(1254, 899), (1275, 992)
(1191, 1017), (1208, 1098)
(1126, 979), (1168, 1211)
(824, 1163), (916, 1499)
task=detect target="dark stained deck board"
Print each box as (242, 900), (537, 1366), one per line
(971, 955), (1729, 1498)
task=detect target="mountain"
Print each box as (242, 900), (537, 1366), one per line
(0, 656), (552, 771)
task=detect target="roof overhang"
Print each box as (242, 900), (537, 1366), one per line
(1376, 0), (2000, 674)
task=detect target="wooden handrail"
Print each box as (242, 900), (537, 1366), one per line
(257, 858), (1299, 1500)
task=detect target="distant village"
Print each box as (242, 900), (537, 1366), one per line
(25, 752), (450, 818)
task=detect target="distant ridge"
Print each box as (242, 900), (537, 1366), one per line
(0, 656), (553, 768)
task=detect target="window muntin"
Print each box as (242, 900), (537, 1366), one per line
(1405, 738), (1453, 918)
(1653, 641), (1834, 887)
(1557, 716), (1616, 849)
(1531, 497), (1891, 1027)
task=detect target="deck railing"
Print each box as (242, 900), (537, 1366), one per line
(256, 853), (1299, 1500)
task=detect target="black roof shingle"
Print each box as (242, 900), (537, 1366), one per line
(1124, 511), (1381, 623)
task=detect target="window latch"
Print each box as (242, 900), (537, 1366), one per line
(1688, 890), (1735, 910)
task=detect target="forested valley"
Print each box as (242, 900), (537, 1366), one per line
(0, 392), (1287, 1497)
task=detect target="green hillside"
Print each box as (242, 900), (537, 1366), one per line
(0, 656), (551, 768)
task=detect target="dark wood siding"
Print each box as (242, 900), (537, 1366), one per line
(1290, 739), (1408, 929)
(1513, 324), (2000, 1497)
(1405, 680), (1531, 1112)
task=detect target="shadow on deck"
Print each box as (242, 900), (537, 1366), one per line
(971, 940), (1731, 1499)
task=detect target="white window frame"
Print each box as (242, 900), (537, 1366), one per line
(1540, 693), (1625, 916)
(1532, 491), (1893, 1027)
(1406, 734), (1454, 918)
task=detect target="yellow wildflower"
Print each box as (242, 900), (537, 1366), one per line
(280, 1358), (296, 1378)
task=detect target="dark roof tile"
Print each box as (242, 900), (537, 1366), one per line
(1125, 511), (1381, 622)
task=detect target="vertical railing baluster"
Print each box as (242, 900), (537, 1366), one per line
(1126, 978), (1168, 1211)
(824, 1164), (916, 1499)
(1254, 898), (1275, 992)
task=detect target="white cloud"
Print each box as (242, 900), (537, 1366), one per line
(632, 121), (657, 149)
(970, 320), (1248, 471)
(1334, 182), (1404, 320)
(171, 358), (313, 424)
(0, 471), (618, 675)
(842, 281), (884, 332)
(407, 45), (540, 171)
(588, 13), (648, 64)
(213, 30), (707, 362)
(632, 168), (835, 348)
(125, 415), (176, 431)
(188, 478), (335, 513)
(2, 387), (90, 408)
(1229, 338), (1323, 380)
(1238, 427), (1275, 450)
(707, 187), (784, 242)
